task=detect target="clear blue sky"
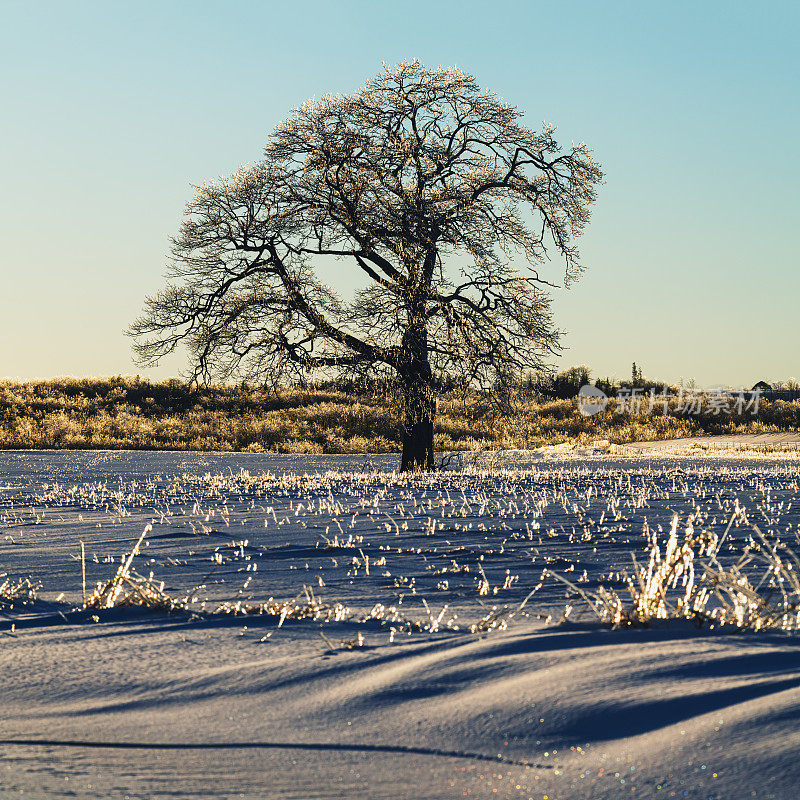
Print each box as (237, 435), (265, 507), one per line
(1, 0), (797, 387)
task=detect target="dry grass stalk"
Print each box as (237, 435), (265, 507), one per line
(0, 575), (39, 608)
(80, 540), (86, 605)
(688, 527), (800, 632)
(320, 631), (365, 652)
(461, 447), (507, 472)
(83, 524), (190, 612)
(84, 569), (191, 613)
(316, 531), (362, 550)
(551, 515), (800, 632)
(363, 600), (457, 633)
(214, 585), (349, 625)
(80, 527), (349, 623)
(469, 576), (548, 633)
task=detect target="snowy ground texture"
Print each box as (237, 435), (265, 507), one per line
(1, 445), (800, 799)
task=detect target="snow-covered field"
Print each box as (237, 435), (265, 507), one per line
(1, 449), (800, 799)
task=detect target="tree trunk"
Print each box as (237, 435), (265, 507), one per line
(400, 372), (435, 471)
(399, 324), (435, 472)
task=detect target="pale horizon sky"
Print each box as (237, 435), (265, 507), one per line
(1, 1), (797, 388)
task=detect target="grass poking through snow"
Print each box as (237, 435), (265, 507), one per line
(0, 575), (39, 609)
(83, 524), (192, 613)
(551, 515), (800, 633)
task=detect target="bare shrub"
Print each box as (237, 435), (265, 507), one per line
(1, 376), (798, 453)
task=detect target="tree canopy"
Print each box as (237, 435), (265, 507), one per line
(130, 61), (603, 468)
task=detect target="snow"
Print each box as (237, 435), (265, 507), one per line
(1, 450), (799, 799)
(617, 432), (800, 455)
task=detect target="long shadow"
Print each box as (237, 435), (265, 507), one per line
(555, 675), (800, 744)
(53, 635), (800, 729)
(653, 650), (800, 680)
(7, 606), (800, 655)
(0, 607), (206, 634)
(0, 738), (541, 768)
(481, 622), (800, 658)
(145, 530), (231, 541)
(51, 630), (474, 719)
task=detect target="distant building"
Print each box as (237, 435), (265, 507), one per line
(752, 381), (772, 392)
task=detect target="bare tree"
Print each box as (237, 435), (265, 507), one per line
(129, 61), (603, 471)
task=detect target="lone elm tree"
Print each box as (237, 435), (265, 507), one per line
(129, 62), (603, 470)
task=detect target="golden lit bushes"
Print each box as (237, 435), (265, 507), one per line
(0, 377), (796, 453)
